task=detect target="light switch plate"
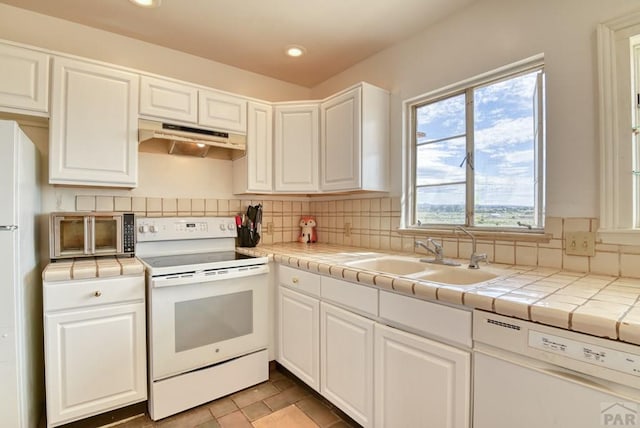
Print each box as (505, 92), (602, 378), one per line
(565, 231), (596, 256)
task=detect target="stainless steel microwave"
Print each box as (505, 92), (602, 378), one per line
(49, 212), (135, 260)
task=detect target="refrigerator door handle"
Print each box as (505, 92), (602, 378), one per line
(0, 225), (18, 231)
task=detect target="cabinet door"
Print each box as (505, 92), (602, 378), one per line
(139, 75), (197, 123)
(44, 302), (146, 426)
(321, 302), (374, 427)
(320, 87), (361, 191)
(198, 89), (247, 133)
(0, 43), (49, 115)
(274, 104), (319, 192)
(374, 324), (470, 428)
(246, 101), (273, 192)
(49, 57), (138, 187)
(277, 286), (320, 391)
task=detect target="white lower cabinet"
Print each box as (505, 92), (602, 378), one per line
(43, 276), (146, 427)
(277, 286), (320, 391)
(320, 302), (374, 427)
(277, 265), (471, 428)
(374, 323), (471, 428)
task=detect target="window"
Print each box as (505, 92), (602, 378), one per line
(597, 12), (640, 244)
(404, 56), (545, 231)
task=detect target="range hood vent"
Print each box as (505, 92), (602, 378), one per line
(138, 119), (246, 158)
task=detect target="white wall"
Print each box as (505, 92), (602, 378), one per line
(310, 0), (640, 218)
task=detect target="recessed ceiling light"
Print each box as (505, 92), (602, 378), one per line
(196, 143), (206, 148)
(286, 45), (306, 58)
(129, 0), (161, 8)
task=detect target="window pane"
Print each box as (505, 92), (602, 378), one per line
(416, 137), (466, 186)
(416, 184), (465, 225)
(416, 93), (465, 143)
(473, 71), (540, 228)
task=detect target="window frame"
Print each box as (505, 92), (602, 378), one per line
(402, 54), (546, 233)
(597, 11), (640, 245)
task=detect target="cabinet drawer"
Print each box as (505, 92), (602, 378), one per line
(279, 265), (320, 297)
(321, 277), (378, 317)
(379, 290), (471, 347)
(44, 275), (145, 312)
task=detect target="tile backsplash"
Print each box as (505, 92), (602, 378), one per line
(75, 194), (640, 278)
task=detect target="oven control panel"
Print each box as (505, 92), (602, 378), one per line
(136, 217), (237, 242)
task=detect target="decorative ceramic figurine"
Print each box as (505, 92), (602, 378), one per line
(298, 216), (317, 243)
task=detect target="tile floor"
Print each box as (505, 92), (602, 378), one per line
(113, 365), (359, 428)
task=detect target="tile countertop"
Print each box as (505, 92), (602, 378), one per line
(238, 242), (640, 346)
(42, 256), (145, 281)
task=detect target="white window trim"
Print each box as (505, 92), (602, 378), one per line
(597, 11), (640, 245)
(401, 54), (545, 232)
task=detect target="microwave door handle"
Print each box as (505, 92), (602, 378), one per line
(83, 216), (90, 255)
(90, 217), (96, 255)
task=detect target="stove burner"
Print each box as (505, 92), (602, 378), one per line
(141, 251), (255, 269)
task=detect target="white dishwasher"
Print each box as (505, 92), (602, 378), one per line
(473, 310), (640, 428)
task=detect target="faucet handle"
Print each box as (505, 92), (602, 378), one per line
(427, 237), (443, 251)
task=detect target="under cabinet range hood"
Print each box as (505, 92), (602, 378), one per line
(138, 119), (246, 158)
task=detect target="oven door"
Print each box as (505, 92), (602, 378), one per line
(149, 271), (268, 381)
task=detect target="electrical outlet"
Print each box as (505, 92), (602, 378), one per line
(266, 222), (274, 235)
(565, 231), (596, 256)
(344, 222), (352, 237)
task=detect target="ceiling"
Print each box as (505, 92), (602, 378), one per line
(0, 0), (477, 87)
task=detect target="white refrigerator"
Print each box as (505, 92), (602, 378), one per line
(0, 120), (42, 428)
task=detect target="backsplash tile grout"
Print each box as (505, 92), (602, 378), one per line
(75, 195), (640, 279)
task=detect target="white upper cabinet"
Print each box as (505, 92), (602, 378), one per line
(320, 83), (389, 192)
(0, 42), (49, 115)
(49, 57), (139, 187)
(199, 89), (247, 133)
(139, 75), (198, 123)
(274, 103), (319, 192)
(139, 75), (247, 134)
(233, 101), (273, 194)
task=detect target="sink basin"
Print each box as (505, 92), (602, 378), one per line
(345, 256), (427, 276)
(413, 266), (497, 286)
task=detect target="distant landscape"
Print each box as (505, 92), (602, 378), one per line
(417, 204), (539, 228)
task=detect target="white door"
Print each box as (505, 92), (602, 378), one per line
(150, 274), (268, 380)
(321, 302), (374, 427)
(198, 89), (247, 133)
(44, 303), (146, 426)
(139, 75), (198, 123)
(246, 101), (273, 192)
(375, 323), (470, 428)
(277, 286), (320, 391)
(0, 43), (49, 115)
(474, 351), (640, 428)
(321, 87), (361, 191)
(49, 57), (138, 187)
(274, 104), (319, 192)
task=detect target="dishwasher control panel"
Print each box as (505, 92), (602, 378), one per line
(529, 330), (640, 376)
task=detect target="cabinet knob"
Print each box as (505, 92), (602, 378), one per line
(94, 291), (102, 297)
(292, 277), (299, 284)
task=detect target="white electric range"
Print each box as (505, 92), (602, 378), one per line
(136, 216), (269, 421)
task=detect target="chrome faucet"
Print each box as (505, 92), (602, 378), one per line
(454, 226), (488, 269)
(415, 239), (460, 266)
